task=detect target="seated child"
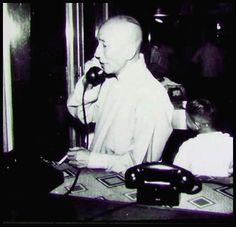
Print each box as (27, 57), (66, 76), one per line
(173, 98), (233, 177)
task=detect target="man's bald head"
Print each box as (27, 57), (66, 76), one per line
(100, 15), (143, 52)
(94, 15), (143, 75)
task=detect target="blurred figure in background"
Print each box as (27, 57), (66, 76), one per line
(191, 31), (225, 100)
(149, 40), (174, 79)
(192, 33), (224, 78)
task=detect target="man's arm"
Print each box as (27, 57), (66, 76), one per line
(67, 57), (102, 123)
(67, 75), (102, 124)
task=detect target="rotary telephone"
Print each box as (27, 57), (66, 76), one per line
(125, 162), (202, 206)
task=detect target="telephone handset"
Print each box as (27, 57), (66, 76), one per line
(85, 66), (116, 86)
(85, 66), (106, 86)
(125, 162), (202, 206)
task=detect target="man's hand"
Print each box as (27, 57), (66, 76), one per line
(84, 57), (101, 75)
(82, 57), (102, 88)
(67, 147), (90, 168)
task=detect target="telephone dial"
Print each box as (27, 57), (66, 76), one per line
(125, 162), (202, 206)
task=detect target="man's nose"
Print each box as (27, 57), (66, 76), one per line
(94, 44), (101, 59)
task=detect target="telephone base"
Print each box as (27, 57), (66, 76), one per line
(137, 186), (180, 207)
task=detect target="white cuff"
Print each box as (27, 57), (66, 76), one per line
(87, 152), (110, 169)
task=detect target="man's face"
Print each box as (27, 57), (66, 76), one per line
(94, 22), (130, 75)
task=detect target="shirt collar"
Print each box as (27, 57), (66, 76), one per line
(116, 53), (146, 82)
(197, 131), (222, 137)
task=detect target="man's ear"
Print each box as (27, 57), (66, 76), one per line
(124, 44), (138, 60)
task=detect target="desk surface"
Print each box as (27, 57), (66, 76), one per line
(3, 156), (233, 223)
(50, 164), (233, 217)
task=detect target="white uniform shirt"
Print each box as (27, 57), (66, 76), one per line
(67, 54), (174, 174)
(173, 132), (233, 177)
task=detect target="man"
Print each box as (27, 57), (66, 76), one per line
(191, 32), (224, 100)
(67, 15), (174, 174)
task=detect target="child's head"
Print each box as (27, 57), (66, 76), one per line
(185, 98), (217, 132)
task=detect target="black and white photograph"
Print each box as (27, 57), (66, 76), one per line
(2, 0), (234, 224)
